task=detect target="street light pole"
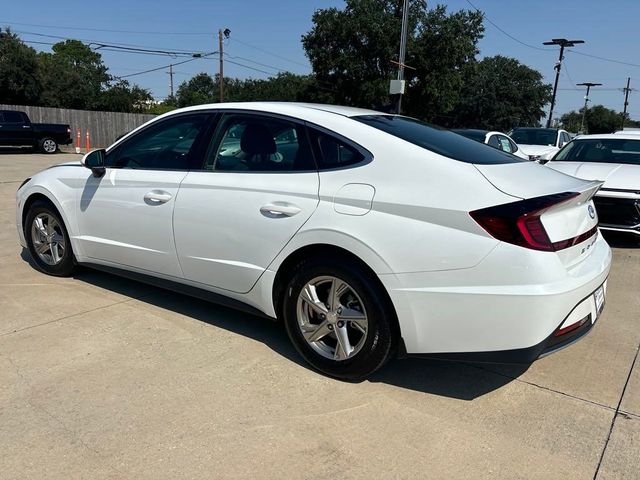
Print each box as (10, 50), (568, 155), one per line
(543, 38), (585, 128)
(576, 82), (602, 134)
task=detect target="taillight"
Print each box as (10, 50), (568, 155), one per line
(470, 192), (595, 252)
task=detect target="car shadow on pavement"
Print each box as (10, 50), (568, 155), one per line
(20, 249), (529, 401)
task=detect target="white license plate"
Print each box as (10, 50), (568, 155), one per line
(594, 285), (605, 320)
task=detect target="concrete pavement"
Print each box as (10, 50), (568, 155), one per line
(1, 153), (638, 479)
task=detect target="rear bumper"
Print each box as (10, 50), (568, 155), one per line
(409, 281), (606, 364)
(380, 233), (612, 357)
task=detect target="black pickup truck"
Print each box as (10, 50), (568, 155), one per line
(0, 110), (72, 154)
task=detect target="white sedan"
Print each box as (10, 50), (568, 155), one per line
(510, 127), (573, 162)
(16, 103), (611, 379)
(547, 133), (640, 236)
(451, 129), (529, 160)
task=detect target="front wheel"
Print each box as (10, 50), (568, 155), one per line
(39, 137), (58, 154)
(282, 257), (396, 380)
(25, 201), (76, 276)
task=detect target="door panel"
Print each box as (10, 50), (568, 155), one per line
(174, 171), (319, 292)
(76, 169), (187, 277)
(75, 112), (213, 277)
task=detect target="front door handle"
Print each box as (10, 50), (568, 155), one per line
(260, 202), (301, 218)
(144, 190), (172, 205)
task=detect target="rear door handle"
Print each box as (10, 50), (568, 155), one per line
(260, 203), (301, 218)
(144, 190), (172, 205)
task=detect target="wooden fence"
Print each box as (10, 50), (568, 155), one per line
(0, 104), (156, 148)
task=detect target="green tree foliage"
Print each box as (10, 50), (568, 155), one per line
(38, 40), (110, 109)
(302, 1), (485, 119)
(560, 105), (640, 134)
(176, 72), (217, 107)
(0, 28), (42, 104)
(452, 56), (552, 131)
(175, 72), (333, 107)
(96, 80), (153, 113)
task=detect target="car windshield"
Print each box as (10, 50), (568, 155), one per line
(354, 115), (522, 164)
(451, 130), (487, 143)
(554, 138), (640, 165)
(510, 128), (559, 146)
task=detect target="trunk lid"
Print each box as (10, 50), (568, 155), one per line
(474, 162), (603, 268)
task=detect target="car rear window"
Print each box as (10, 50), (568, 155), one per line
(354, 115), (522, 165)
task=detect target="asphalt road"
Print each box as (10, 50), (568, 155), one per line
(1, 153), (639, 479)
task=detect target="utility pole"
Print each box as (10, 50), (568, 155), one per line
(218, 28), (231, 103)
(168, 64), (174, 99)
(394, 0), (410, 114)
(218, 29), (224, 102)
(576, 82), (601, 134)
(622, 77), (632, 129)
(543, 38), (585, 128)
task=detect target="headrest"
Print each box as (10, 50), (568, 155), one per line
(241, 123), (277, 155)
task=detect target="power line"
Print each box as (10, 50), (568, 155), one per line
(1, 19), (211, 35)
(14, 30), (198, 55)
(566, 49), (640, 69)
(464, 0), (552, 52)
(116, 57), (202, 79)
(230, 37), (309, 68)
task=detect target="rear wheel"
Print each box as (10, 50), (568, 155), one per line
(25, 201), (76, 276)
(282, 257), (395, 380)
(39, 137), (58, 154)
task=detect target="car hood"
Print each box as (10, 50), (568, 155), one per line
(547, 162), (640, 191)
(517, 144), (558, 157)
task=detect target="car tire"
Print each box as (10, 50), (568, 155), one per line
(25, 200), (76, 276)
(39, 137), (58, 154)
(282, 256), (396, 380)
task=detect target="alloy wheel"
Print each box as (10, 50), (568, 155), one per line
(296, 275), (369, 361)
(42, 139), (57, 153)
(30, 213), (66, 265)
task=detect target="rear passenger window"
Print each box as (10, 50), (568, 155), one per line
(309, 130), (365, 169)
(207, 114), (315, 172)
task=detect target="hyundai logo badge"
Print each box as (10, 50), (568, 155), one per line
(588, 205), (596, 219)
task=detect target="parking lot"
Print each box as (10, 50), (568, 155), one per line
(1, 152), (638, 479)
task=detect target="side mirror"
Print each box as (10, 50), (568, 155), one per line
(81, 149), (106, 177)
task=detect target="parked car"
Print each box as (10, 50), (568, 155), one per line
(0, 110), (72, 154)
(451, 129), (529, 160)
(510, 127), (572, 162)
(547, 133), (640, 236)
(16, 103), (611, 379)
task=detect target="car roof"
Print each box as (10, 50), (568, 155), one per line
(572, 133), (640, 141)
(169, 102), (384, 119)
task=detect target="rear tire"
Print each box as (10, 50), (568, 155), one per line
(282, 256), (395, 380)
(25, 201), (76, 276)
(39, 137), (58, 154)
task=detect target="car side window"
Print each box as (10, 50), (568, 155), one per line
(497, 135), (513, 153)
(2, 111), (25, 123)
(206, 114), (315, 172)
(105, 113), (209, 170)
(308, 128), (365, 169)
(487, 135), (501, 149)
(508, 137), (519, 153)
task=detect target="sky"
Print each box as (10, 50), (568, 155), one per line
(2, 0), (639, 122)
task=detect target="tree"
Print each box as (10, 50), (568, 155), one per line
(451, 56), (552, 131)
(0, 28), (42, 104)
(302, 1), (484, 118)
(176, 73), (217, 107)
(560, 105), (640, 134)
(97, 80), (153, 112)
(38, 40), (110, 109)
